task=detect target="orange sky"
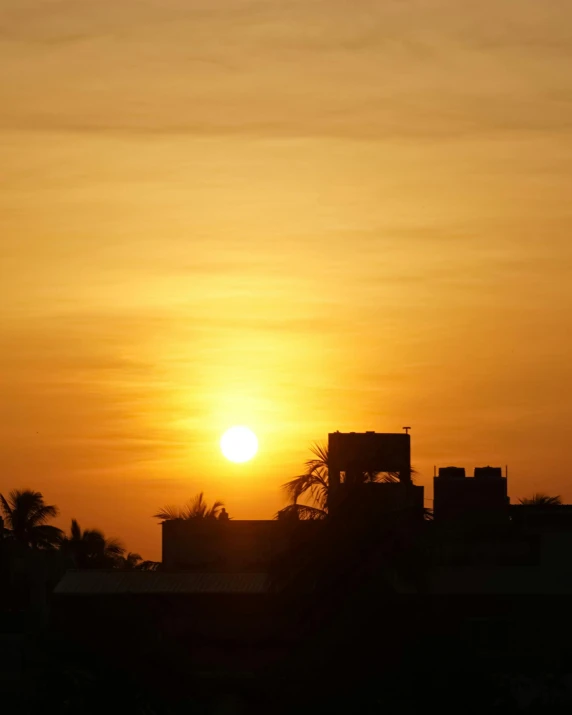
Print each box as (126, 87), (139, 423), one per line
(2, 0), (572, 559)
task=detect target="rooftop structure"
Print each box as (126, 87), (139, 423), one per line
(433, 465), (509, 525)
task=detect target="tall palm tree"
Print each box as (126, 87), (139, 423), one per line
(276, 443), (409, 520)
(154, 492), (225, 521)
(0, 489), (63, 548)
(61, 519), (125, 569)
(518, 493), (562, 506)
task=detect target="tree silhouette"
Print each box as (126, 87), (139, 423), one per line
(277, 503), (328, 521)
(154, 492), (225, 521)
(0, 489), (63, 548)
(60, 519), (125, 569)
(122, 551), (144, 570)
(276, 443), (409, 520)
(518, 493), (562, 506)
(117, 552), (160, 570)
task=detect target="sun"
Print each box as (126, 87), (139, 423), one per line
(220, 426), (259, 463)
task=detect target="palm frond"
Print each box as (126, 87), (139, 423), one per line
(105, 538), (125, 557)
(281, 443), (330, 512)
(83, 528), (106, 543)
(155, 493), (225, 521)
(281, 474), (328, 510)
(185, 492), (208, 518)
(70, 518), (82, 541)
(518, 493), (562, 506)
(33, 524), (64, 547)
(206, 499), (224, 519)
(153, 505), (183, 521)
(275, 503), (327, 521)
(282, 473), (317, 501)
(29, 503), (59, 525)
(376, 472), (401, 483)
(307, 442), (329, 469)
(0, 494), (13, 523)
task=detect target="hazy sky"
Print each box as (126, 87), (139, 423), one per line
(2, 0), (572, 558)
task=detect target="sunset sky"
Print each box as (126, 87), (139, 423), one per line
(2, 0), (572, 559)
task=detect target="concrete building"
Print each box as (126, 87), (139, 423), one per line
(159, 431), (424, 572)
(328, 431), (412, 491)
(433, 465), (509, 525)
(430, 464), (572, 594)
(327, 431), (424, 520)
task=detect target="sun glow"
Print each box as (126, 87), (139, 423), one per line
(220, 426), (259, 463)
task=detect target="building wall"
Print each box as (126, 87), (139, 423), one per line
(433, 468), (508, 525)
(331, 481), (425, 523)
(162, 519), (321, 572)
(328, 432), (412, 496)
(429, 509), (572, 594)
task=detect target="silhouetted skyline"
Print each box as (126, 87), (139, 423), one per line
(4, 430), (572, 712)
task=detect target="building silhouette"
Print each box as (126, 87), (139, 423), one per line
(47, 431), (572, 711)
(433, 465), (509, 525)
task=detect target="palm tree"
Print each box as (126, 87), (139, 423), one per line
(122, 552), (143, 570)
(117, 552), (161, 571)
(61, 519), (125, 569)
(0, 489), (63, 548)
(278, 443), (329, 520)
(276, 443), (410, 520)
(271, 444), (429, 604)
(154, 492), (225, 521)
(518, 493), (562, 506)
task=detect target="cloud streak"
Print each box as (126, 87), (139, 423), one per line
(1, 1), (571, 140)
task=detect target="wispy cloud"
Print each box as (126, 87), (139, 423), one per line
(1, 0), (571, 140)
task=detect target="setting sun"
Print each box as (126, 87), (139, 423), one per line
(220, 426), (259, 464)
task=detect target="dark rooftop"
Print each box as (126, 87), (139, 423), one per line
(55, 571), (269, 595)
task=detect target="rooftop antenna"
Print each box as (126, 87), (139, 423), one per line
(403, 426), (411, 434)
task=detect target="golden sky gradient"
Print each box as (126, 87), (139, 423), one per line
(2, 0), (572, 559)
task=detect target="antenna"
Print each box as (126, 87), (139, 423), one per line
(403, 426), (411, 434)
